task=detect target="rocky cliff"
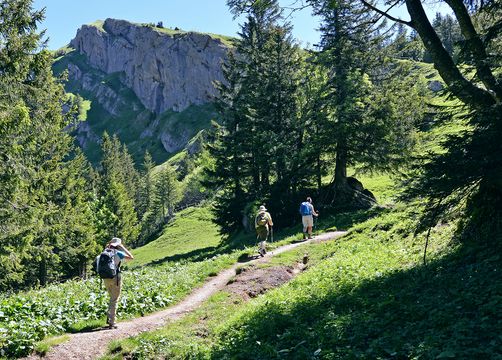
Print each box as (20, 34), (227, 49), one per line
(71, 18), (229, 113)
(55, 19), (231, 164)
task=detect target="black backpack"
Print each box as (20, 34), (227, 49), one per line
(94, 248), (120, 279)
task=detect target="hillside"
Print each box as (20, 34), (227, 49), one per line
(104, 204), (502, 360)
(3, 0), (500, 358)
(53, 18), (231, 164)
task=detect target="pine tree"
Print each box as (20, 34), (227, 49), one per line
(311, 0), (420, 208)
(361, 0), (502, 241)
(138, 151), (155, 217)
(296, 55), (330, 191)
(0, 0), (98, 288)
(96, 133), (140, 244)
(153, 165), (181, 222)
(208, 0), (306, 231)
(54, 151), (98, 279)
(431, 13), (462, 57)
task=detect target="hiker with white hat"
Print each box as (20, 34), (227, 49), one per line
(254, 205), (273, 257)
(96, 237), (133, 329)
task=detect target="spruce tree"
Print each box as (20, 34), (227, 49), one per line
(97, 133), (140, 244)
(138, 151), (155, 217)
(208, 0), (305, 231)
(0, 0), (98, 288)
(361, 0), (502, 240)
(311, 0), (420, 208)
(153, 165), (181, 221)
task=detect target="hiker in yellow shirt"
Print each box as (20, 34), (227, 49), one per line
(255, 205), (273, 256)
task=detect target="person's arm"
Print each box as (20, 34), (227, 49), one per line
(118, 245), (134, 260)
(310, 204), (318, 217)
(268, 213), (273, 226)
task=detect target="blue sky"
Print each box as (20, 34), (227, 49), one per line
(33, 0), (451, 50)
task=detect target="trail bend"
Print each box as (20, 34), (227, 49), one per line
(25, 231), (347, 360)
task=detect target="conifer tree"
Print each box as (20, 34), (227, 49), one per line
(138, 151), (155, 216)
(153, 165), (181, 221)
(311, 0), (420, 208)
(0, 0), (98, 288)
(360, 0), (502, 238)
(208, 0), (305, 231)
(96, 133), (140, 244)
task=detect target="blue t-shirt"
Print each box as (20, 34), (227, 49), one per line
(114, 250), (126, 267)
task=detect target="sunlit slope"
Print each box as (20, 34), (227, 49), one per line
(131, 207), (222, 268)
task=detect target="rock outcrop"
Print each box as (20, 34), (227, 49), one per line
(55, 18), (230, 163)
(70, 18), (229, 114)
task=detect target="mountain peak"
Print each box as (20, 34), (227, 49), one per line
(70, 17), (230, 114)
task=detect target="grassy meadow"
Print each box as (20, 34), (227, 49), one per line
(102, 202), (502, 359)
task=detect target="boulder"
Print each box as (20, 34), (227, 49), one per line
(427, 80), (444, 92)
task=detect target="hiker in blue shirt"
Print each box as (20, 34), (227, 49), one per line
(300, 197), (318, 239)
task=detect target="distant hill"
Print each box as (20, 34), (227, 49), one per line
(53, 18), (233, 164)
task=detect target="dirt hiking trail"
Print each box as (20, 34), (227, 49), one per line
(26, 231), (347, 360)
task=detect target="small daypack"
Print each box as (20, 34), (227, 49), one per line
(300, 202), (312, 216)
(95, 248), (119, 279)
(256, 212), (268, 227)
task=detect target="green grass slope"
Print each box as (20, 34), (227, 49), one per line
(209, 212), (501, 359)
(0, 207), (232, 358)
(0, 200), (348, 358)
(104, 205), (502, 360)
(131, 207), (222, 268)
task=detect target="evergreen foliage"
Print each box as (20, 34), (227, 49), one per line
(208, 0), (306, 232)
(95, 133), (140, 244)
(311, 0), (423, 208)
(383, 0), (502, 241)
(207, 0), (423, 234)
(153, 164), (181, 221)
(0, 0), (98, 289)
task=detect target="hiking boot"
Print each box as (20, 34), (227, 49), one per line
(308, 235), (313, 239)
(107, 324), (118, 329)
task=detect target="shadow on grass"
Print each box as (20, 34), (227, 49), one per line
(67, 318), (107, 333)
(210, 242), (502, 359)
(145, 245), (221, 267)
(315, 205), (390, 232)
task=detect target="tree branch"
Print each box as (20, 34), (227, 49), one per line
(359, 0), (413, 27)
(404, 0), (495, 108)
(443, 0), (502, 102)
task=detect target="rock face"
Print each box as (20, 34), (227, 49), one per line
(56, 18), (230, 164)
(70, 18), (229, 114)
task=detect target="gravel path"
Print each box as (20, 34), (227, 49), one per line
(25, 231), (347, 360)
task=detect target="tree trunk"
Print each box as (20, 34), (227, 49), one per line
(331, 142), (376, 209)
(333, 143), (348, 190)
(316, 153), (322, 191)
(405, 0), (495, 108)
(39, 259), (47, 286)
(443, 0), (502, 101)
